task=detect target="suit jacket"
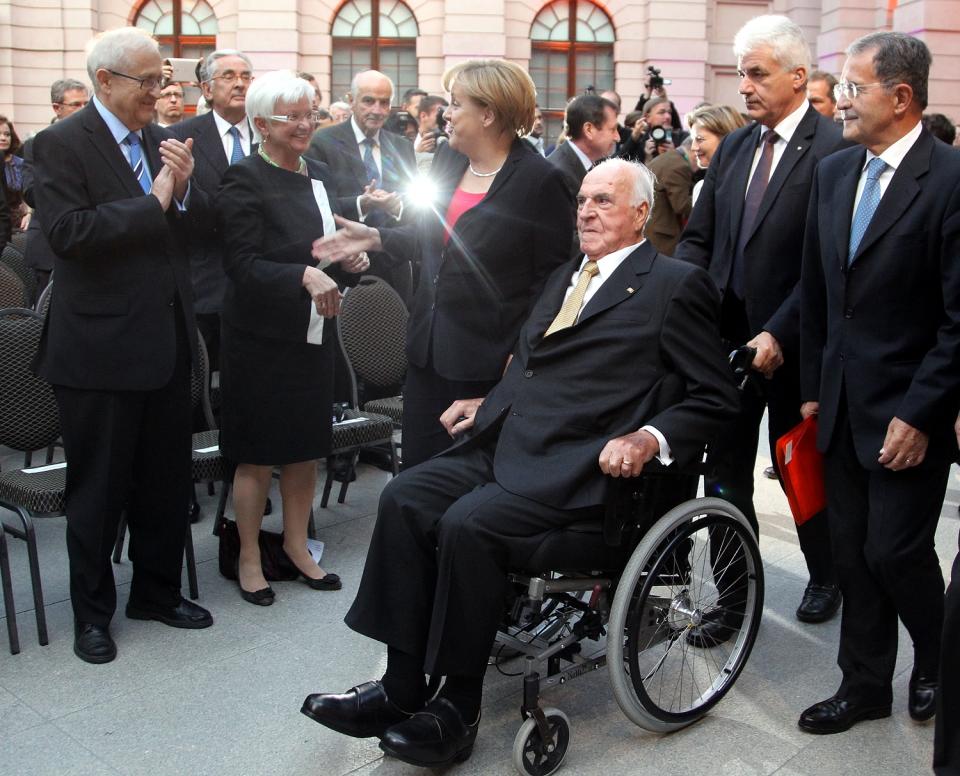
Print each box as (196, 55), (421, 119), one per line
(546, 141), (589, 202)
(306, 119), (416, 221)
(801, 129), (960, 467)
(646, 149), (692, 256)
(459, 243), (738, 510)
(675, 105), (846, 356)
(0, 155), (10, 245)
(216, 154), (355, 343)
(31, 104), (205, 390)
(170, 112), (255, 313)
(19, 135), (51, 272)
(379, 138), (575, 382)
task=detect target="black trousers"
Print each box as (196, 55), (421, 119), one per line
(935, 539), (960, 775)
(344, 441), (604, 677)
(400, 361), (498, 470)
(54, 330), (192, 627)
(825, 401), (948, 704)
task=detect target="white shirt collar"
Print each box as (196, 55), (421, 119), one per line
(763, 99), (809, 144)
(567, 139), (594, 172)
(351, 116), (380, 146)
(92, 95), (137, 145)
(581, 241), (645, 277)
(212, 110), (249, 142)
(863, 120), (922, 173)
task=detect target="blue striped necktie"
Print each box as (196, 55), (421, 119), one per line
(362, 137), (381, 188)
(848, 156), (887, 263)
(125, 132), (151, 194)
(229, 125), (244, 164)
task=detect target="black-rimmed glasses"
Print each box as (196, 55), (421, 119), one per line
(106, 69), (163, 91)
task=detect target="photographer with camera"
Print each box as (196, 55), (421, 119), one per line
(413, 95), (449, 172)
(619, 96), (687, 163)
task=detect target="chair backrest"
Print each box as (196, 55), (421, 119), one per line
(1, 244), (36, 305)
(9, 231), (27, 254)
(337, 276), (408, 400)
(190, 328), (216, 430)
(0, 308), (60, 452)
(0, 263), (26, 308)
(35, 280), (52, 317)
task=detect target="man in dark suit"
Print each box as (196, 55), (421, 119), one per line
(21, 79), (90, 291)
(307, 70), (417, 299)
(170, 49), (254, 368)
(32, 27), (213, 664)
(300, 159), (739, 766)
(799, 32), (960, 734)
(674, 14), (846, 629)
(646, 138), (693, 255)
(547, 94), (620, 204)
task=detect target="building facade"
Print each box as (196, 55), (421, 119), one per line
(2, 0), (958, 137)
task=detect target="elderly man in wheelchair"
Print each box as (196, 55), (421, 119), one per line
(301, 159), (757, 774)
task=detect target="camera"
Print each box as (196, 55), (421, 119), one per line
(431, 105), (448, 140)
(646, 65), (672, 94)
(650, 126), (668, 144)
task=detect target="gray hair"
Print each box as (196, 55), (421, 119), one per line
(591, 158), (656, 209)
(329, 101), (350, 113)
(86, 27), (159, 90)
(733, 14), (811, 72)
(847, 32), (931, 110)
(51, 78), (88, 104)
(200, 49), (253, 83)
(350, 70), (395, 102)
(244, 70), (316, 122)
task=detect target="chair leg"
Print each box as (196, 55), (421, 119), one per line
(336, 451), (358, 505)
(321, 457), (334, 509)
(45, 445), (54, 465)
(24, 451), (32, 468)
(15, 509), (47, 646)
(389, 438), (400, 476)
(0, 530), (20, 655)
(184, 525), (199, 600)
(207, 481), (215, 497)
(212, 480), (230, 536)
(112, 513), (128, 564)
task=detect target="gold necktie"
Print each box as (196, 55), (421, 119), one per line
(544, 260), (600, 336)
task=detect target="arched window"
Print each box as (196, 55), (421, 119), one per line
(135, 0), (218, 60)
(331, 0), (419, 105)
(530, 0), (615, 141)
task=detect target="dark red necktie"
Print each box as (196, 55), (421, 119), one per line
(731, 128), (778, 298)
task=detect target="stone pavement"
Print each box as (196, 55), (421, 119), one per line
(1, 443), (957, 776)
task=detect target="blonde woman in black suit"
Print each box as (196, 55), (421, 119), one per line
(216, 71), (368, 605)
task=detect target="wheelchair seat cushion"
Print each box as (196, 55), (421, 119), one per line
(524, 519), (633, 572)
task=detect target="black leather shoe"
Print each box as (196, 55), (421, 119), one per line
(908, 670), (938, 721)
(379, 697), (479, 767)
(686, 609), (738, 648)
(798, 695), (891, 734)
(301, 680), (411, 738)
(796, 583), (842, 623)
(125, 598), (213, 629)
(301, 573), (342, 591)
(74, 622), (117, 664)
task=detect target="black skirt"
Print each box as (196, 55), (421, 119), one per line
(219, 321), (334, 465)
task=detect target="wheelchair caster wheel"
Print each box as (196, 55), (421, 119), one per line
(512, 707), (569, 776)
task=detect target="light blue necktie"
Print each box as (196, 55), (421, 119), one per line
(848, 156), (887, 262)
(125, 132), (151, 194)
(228, 125), (244, 165)
(362, 137), (381, 188)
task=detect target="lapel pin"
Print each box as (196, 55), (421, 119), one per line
(797, 146), (802, 151)
(627, 287), (635, 294)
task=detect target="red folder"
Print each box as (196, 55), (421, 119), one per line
(775, 416), (826, 526)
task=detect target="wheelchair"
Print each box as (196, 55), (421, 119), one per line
(495, 458), (763, 775)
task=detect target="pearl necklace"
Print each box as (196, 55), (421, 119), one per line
(469, 162), (503, 178)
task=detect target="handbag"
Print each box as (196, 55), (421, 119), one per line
(217, 519), (301, 581)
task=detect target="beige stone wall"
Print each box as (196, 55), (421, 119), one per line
(3, 0), (959, 136)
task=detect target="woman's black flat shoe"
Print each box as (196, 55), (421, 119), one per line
(240, 585), (275, 606)
(302, 573), (342, 591)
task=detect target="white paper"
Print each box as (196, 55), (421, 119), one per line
(307, 178), (336, 345)
(784, 440), (793, 466)
(334, 416), (368, 426)
(306, 538), (325, 564)
(194, 445), (219, 454)
(22, 461), (67, 474)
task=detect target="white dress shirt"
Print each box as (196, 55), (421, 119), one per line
(746, 98), (810, 191)
(211, 110), (252, 163)
(556, 242), (673, 464)
(350, 117), (403, 223)
(851, 120), (922, 214)
(567, 139), (594, 172)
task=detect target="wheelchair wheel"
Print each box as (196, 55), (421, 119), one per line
(512, 708), (570, 776)
(608, 497), (763, 733)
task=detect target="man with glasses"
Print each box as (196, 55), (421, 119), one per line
(674, 14), (847, 639)
(799, 32), (960, 735)
(32, 27), (213, 664)
(171, 49), (255, 367)
(156, 81), (185, 127)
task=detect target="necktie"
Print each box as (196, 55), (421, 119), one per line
(731, 128), (778, 298)
(544, 261), (600, 336)
(362, 137), (381, 188)
(125, 132), (151, 195)
(228, 125), (244, 165)
(848, 157), (888, 262)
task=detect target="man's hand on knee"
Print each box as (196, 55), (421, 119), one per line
(599, 429), (659, 478)
(439, 398), (485, 438)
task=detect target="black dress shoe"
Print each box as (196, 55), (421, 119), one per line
(74, 622), (117, 664)
(908, 670), (938, 721)
(796, 583), (842, 623)
(301, 680), (411, 738)
(379, 697), (479, 767)
(686, 609), (738, 648)
(301, 572), (342, 591)
(125, 598), (213, 629)
(763, 465), (778, 480)
(239, 585), (275, 606)
(798, 695), (891, 734)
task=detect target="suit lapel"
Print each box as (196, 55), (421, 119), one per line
(850, 132), (929, 265)
(727, 125), (759, 246)
(528, 256), (582, 345)
(194, 113), (229, 176)
(832, 150), (864, 268)
(577, 242), (654, 325)
(81, 105), (144, 198)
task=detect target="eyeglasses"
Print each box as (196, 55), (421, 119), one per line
(269, 112), (323, 126)
(106, 69), (163, 91)
(833, 81), (888, 101)
(211, 72), (253, 85)
(56, 100), (88, 108)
